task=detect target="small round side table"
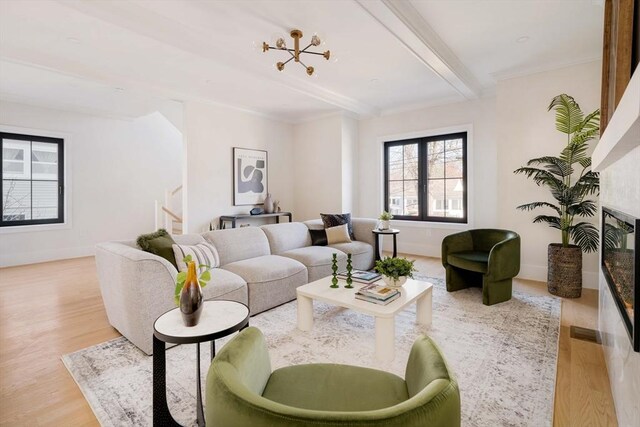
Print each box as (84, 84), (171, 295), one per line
(153, 300), (249, 427)
(372, 228), (400, 261)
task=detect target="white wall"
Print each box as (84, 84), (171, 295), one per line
(341, 115), (358, 214)
(0, 101), (182, 266)
(496, 61), (602, 289)
(357, 97), (497, 257)
(183, 101), (295, 233)
(292, 114), (343, 221)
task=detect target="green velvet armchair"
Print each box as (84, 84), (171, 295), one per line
(442, 229), (521, 306)
(206, 327), (460, 427)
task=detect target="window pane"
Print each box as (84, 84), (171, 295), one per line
(388, 181), (403, 216)
(403, 180), (419, 216)
(32, 181), (58, 219)
(388, 146), (403, 180)
(403, 144), (419, 180)
(445, 179), (464, 218)
(445, 148), (463, 179)
(427, 140), (445, 178)
(2, 139), (30, 180)
(427, 180), (445, 217)
(32, 141), (58, 181)
(2, 180), (31, 221)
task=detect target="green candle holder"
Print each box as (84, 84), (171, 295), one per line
(330, 253), (339, 288)
(345, 253), (353, 288)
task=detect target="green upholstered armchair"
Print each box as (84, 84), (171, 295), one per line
(442, 229), (521, 306)
(206, 327), (460, 427)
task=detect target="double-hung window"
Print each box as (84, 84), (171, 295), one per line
(384, 132), (467, 223)
(1, 132), (64, 227)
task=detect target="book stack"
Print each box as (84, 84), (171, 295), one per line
(355, 283), (400, 305)
(337, 269), (381, 284)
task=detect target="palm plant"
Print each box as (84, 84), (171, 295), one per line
(514, 94), (600, 253)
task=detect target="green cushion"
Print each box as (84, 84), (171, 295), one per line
(262, 364), (408, 411)
(447, 251), (489, 273)
(136, 229), (177, 269)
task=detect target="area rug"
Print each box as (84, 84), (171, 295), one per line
(63, 276), (560, 427)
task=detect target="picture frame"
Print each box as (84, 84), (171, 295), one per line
(233, 147), (268, 206)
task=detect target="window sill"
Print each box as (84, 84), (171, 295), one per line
(391, 219), (470, 230)
(0, 222), (71, 234)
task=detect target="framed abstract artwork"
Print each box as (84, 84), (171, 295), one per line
(233, 147), (268, 206)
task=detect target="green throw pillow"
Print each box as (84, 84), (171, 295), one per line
(136, 229), (178, 269)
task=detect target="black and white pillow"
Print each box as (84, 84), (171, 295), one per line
(172, 242), (220, 272)
(320, 213), (355, 240)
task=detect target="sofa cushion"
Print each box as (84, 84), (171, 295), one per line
(260, 223), (311, 254)
(136, 229), (177, 269)
(203, 227), (271, 265)
(329, 241), (374, 271)
(281, 247), (347, 283)
(263, 363), (408, 411)
(280, 246), (346, 268)
(203, 268), (248, 301)
(447, 251), (489, 273)
(222, 255), (307, 314)
(222, 255), (305, 283)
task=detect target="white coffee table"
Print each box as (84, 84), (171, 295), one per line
(296, 277), (433, 363)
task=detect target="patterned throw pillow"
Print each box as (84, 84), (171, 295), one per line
(172, 242), (221, 272)
(136, 229), (177, 268)
(325, 224), (352, 245)
(320, 213), (355, 240)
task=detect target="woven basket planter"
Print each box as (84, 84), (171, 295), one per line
(547, 243), (582, 298)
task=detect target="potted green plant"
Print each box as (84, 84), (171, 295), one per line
(378, 211), (393, 230)
(374, 256), (416, 288)
(514, 94), (600, 298)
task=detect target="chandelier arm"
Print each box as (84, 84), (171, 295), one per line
(281, 56), (295, 66)
(301, 51), (325, 56)
(299, 43), (314, 54)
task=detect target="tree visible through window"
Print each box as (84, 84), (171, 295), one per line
(1, 132), (64, 226)
(384, 132), (467, 223)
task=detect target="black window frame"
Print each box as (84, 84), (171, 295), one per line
(383, 131), (468, 224)
(1, 132), (65, 227)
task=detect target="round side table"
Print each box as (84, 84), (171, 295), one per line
(153, 300), (249, 427)
(372, 228), (400, 261)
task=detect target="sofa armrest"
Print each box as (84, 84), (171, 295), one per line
(95, 242), (178, 354)
(487, 236), (521, 281)
(441, 231), (473, 268)
(352, 218), (377, 247)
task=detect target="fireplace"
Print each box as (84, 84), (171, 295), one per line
(602, 207), (639, 352)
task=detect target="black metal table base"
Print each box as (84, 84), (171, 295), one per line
(374, 232), (398, 261)
(153, 323), (247, 426)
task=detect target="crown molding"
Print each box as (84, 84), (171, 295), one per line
(490, 56), (601, 81)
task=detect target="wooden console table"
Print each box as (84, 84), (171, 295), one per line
(219, 212), (292, 229)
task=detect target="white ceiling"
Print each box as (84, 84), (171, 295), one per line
(0, 0), (604, 123)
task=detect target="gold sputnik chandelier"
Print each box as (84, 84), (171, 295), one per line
(262, 29), (330, 76)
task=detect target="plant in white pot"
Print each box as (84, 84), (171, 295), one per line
(514, 94), (600, 298)
(375, 256), (416, 288)
(378, 211), (393, 230)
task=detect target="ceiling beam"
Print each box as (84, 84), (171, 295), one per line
(356, 0), (482, 100)
(56, 0), (378, 117)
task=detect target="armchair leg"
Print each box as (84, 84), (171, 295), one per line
(445, 266), (480, 292)
(482, 277), (513, 306)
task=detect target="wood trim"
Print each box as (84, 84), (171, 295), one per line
(601, 0), (612, 133)
(161, 206), (182, 223)
(170, 185), (182, 196)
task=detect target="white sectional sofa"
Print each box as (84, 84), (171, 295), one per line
(95, 218), (377, 354)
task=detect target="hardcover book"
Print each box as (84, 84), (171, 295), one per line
(356, 283), (399, 300)
(355, 292), (401, 305)
(337, 269), (381, 284)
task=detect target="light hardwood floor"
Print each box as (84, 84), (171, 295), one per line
(0, 255), (617, 426)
